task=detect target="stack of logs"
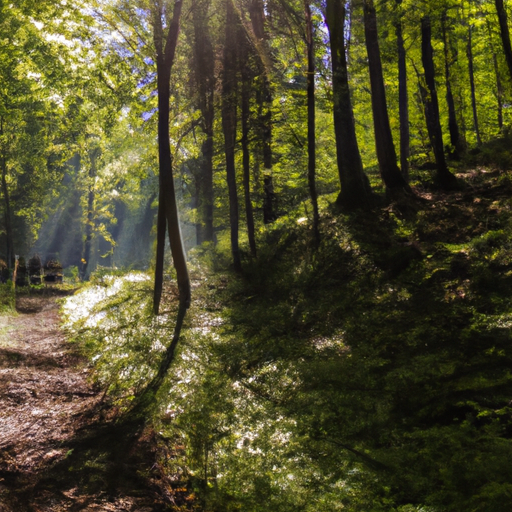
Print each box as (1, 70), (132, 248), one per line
(16, 257), (27, 287)
(0, 254), (64, 286)
(28, 254), (42, 285)
(43, 255), (63, 284)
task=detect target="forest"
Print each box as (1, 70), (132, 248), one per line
(3, 0), (512, 510)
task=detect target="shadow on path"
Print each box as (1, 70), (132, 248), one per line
(0, 290), (186, 512)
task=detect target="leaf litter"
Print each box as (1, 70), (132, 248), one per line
(0, 289), (189, 511)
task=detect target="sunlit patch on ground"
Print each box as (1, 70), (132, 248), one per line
(0, 316), (20, 349)
(0, 290), (185, 511)
(62, 272), (151, 327)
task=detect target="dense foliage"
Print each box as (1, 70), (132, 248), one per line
(4, 0), (512, 269)
(64, 144), (512, 510)
(5, 0), (512, 509)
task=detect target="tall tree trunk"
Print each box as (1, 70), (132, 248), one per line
(222, 0), (242, 272)
(240, 29), (257, 257)
(241, 87), (257, 257)
(421, 16), (457, 189)
(305, 0), (319, 244)
(80, 145), (100, 280)
(487, 18), (504, 131)
(81, 177), (94, 279)
(0, 117), (13, 268)
(467, 24), (482, 146)
(153, 0), (190, 313)
(192, 0), (215, 244)
(441, 12), (464, 158)
(363, 0), (410, 197)
(0, 166), (12, 268)
(495, 0), (512, 83)
(201, 136), (214, 242)
(494, 55), (504, 131)
(325, 0), (373, 210)
(346, 0), (354, 66)
(193, 163), (203, 246)
(395, 0), (410, 182)
(249, 0), (276, 224)
(153, 188), (166, 314)
(131, 0), (191, 416)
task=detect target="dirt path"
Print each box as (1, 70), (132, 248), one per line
(0, 291), (177, 512)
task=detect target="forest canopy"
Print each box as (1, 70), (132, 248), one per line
(3, 0), (512, 270)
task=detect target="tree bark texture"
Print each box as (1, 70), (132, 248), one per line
(421, 16), (457, 189)
(239, 26), (257, 257)
(81, 180), (94, 279)
(441, 13), (464, 157)
(325, 0), (373, 210)
(486, 18), (504, 131)
(467, 24), (481, 146)
(153, 188), (166, 315)
(494, 53), (504, 130)
(395, 0), (410, 182)
(153, 0), (191, 312)
(80, 145), (100, 280)
(305, 0), (319, 244)
(249, 0), (276, 224)
(495, 0), (512, 83)
(363, 0), (409, 196)
(222, 0), (242, 272)
(191, 0), (215, 244)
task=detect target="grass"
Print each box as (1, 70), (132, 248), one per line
(64, 143), (512, 511)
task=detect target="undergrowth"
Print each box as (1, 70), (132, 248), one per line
(0, 284), (15, 312)
(64, 162), (512, 511)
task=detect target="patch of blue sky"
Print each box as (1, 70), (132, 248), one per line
(111, 40), (134, 59)
(137, 72), (156, 89)
(134, 7), (150, 19)
(141, 108), (157, 121)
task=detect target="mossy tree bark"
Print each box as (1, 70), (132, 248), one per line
(0, 117), (13, 267)
(80, 144), (100, 280)
(153, 188), (166, 315)
(486, 18), (504, 131)
(441, 11), (464, 158)
(249, 0), (276, 224)
(239, 28), (257, 257)
(467, 24), (481, 146)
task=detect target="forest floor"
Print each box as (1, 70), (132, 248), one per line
(1, 160), (511, 512)
(0, 289), (183, 512)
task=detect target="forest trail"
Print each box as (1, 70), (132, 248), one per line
(0, 291), (176, 512)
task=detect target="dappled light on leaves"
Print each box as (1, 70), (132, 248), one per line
(5, 0), (512, 509)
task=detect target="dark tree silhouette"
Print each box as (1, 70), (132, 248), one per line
(363, 0), (410, 198)
(325, 0), (373, 210)
(420, 16), (457, 189)
(152, 0), (191, 314)
(221, 0), (242, 272)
